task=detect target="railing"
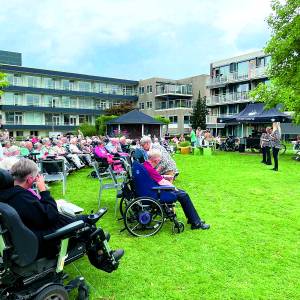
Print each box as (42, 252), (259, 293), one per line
(5, 81), (138, 96)
(207, 67), (267, 86)
(206, 91), (250, 106)
(156, 84), (192, 96)
(155, 100), (192, 110)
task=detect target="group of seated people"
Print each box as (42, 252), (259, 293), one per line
(0, 131), (209, 252)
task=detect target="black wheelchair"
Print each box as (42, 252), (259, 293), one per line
(0, 169), (124, 299)
(119, 162), (184, 237)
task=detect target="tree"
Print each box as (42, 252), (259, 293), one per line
(95, 115), (118, 135)
(250, 0), (300, 123)
(190, 92), (208, 129)
(0, 72), (9, 96)
(153, 115), (170, 125)
(78, 123), (98, 136)
(104, 102), (135, 116)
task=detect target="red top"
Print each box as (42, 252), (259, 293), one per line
(143, 161), (163, 183)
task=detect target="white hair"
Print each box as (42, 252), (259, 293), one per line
(10, 158), (39, 182)
(147, 149), (162, 160)
(140, 136), (152, 145)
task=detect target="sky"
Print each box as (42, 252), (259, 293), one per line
(0, 0), (273, 81)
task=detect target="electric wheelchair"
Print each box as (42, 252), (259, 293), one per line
(0, 169), (124, 299)
(119, 161), (185, 237)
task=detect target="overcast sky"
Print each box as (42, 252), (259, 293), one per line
(0, 0), (273, 80)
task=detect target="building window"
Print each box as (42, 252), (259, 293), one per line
(78, 81), (91, 92)
(169, 116), (178, 124)
(79, 115), (88, 124)
(27, 76), (39, 88)
(16, 131), (23, 137)
(62, 80), (70, 90)
(184, 115), (190, 125)
(146, 85), (152, 93)
(62, 97), (70, 108)
(30, 131), (38, 136)
(229, 63), (237, 73)
(26, 94), (40, 106)
(146, 101), (152, 109)
(5, 112), (23, 124)
(139, 102), (145, 109)
(139, 86), (145, 94)
(44, 78), (55, 89)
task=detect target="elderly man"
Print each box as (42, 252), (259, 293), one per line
(0, 158), (124, 261)
(134, 136), (178, 180)
(142, 150), (210, 230)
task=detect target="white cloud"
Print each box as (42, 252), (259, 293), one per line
(0, 0), (273, 76)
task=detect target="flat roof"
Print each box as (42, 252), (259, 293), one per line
(0, 64), (138, 85)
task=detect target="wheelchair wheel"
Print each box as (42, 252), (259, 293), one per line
(124, 197), (164, 237)
(34, 284), (69, 300)
(172, 221), (185, 234)
(119, 197), (130, 218)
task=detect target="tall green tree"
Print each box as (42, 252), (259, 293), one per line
(0, 72), (8, 96)
(190, 92), (208, 129)
(250, 0), (300, 123)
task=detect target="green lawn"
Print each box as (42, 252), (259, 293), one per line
(50, 151), (300, 300)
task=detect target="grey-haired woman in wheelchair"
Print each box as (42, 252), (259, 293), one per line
(143, 150), (210, 230)
(0, 159), (124, 271)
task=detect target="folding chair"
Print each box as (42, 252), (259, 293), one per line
(94, 162), (124, 217)
(39, 159), (67, 195)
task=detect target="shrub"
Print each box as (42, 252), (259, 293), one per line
(78, 123), (97, 136)
(95, 115), (118, 135)
(179, 141), (190, 147)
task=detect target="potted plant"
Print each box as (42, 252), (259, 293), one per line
(178, 141), (191, 154)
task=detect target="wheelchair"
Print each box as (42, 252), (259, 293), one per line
(119, 161), (185, 237)
(0, 169), (124, 300)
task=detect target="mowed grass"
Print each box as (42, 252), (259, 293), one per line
(50, 151), (300, 300)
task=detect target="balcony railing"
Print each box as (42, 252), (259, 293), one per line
(207, 67), (267, 86)
(206, 91), (250, 106)
(155, 100), (192, 110)
(156, 84), (192, 96)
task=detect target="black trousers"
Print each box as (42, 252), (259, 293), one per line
(173, 189), (201, 225)
(266, 146), (272, 165)
(272, 147), (279, 170)
(262, 147), (266, 163)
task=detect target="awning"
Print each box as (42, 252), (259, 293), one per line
(217, 103), (291, 124)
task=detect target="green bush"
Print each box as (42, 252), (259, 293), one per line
(179, 141), (190, 147)
(78, 123), (97, 136)
(95, 115), (118, 135)
(154, 115), (170, 125)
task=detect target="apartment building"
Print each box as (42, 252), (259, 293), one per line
(206, 50), (270, 136)
(137, 75), (209, 135)
(0, 50), (138, 138)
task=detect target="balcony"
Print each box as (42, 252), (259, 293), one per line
(155, 99), (192, 110)
(206, 91), (250, 106)
(156, 83), (192, 97)
(207, 67), (267, 87)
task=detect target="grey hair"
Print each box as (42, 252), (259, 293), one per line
(140, 136), (152, 145)
(147, 149), (162, 160)
(10, 158), (39, 182)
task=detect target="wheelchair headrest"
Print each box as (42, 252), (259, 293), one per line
(0, 168), (14, 190)
(0, 202), (38, 267)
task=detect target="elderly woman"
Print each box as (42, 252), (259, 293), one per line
(142, 150), (210, 230)
(270, 122), (281, 171)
